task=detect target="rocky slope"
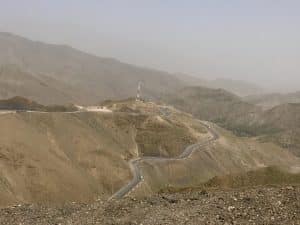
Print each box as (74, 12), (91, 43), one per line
(162, 86), (300, 156)
(0, 185), (299, 225)
(0, 99), (208, 206)
(128, 123), (300, 197)
(162, 86), (260, 127)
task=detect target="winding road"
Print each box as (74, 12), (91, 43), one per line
(0, 107), (219, 201)
(109, 119), (219, 200)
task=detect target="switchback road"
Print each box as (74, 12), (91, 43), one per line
(109, 120), (219, 200)
(0, 108), (219, 201)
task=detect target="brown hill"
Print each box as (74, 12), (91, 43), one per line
(162, 86), (300, 156)
(126, 124), (300, 198)
(255, 103), (300, 155)
(207, 78), (264, 97)
(0, 99), (208, 206)
(0, 64), (88, 104)
(1, 185), (299, 225)
(203, 166), (300, 189)
(244, 91), (300, 109)
(0, 96), (43, 111)
(0, 98), (299, 207)
(174, 73), (264, 97)
(162, 86), (259, 125)
(0, 32), (185, 104)
(224, 103), (300, 156)
(0, 96), (77, 112)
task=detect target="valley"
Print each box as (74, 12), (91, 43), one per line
(0, 98), (211, 206)
(0, 28), (299, 225)
(0, 97), (299, 209)
(162, 86), (300, 157)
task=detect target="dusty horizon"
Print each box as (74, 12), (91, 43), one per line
(0, 1), (299, 93)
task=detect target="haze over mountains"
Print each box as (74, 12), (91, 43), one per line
(0, 32), (300, 225)
(174, 73), (264, 97)
(0, 32), (185, 104)
(162, 86), (300, 157)
(244, 91), (300, 109)
(0, 32), (265, 104)
(1, 1), (300, 223)
(0, 98), (299, 207)
(1, 32), (299, 156)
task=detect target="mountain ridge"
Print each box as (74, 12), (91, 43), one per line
(0, 32), (185, 104)
(1, 32), (265, 104)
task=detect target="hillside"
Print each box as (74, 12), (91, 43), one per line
(0, 32), (266, 105)
(208, 78), (264, 97)
(162, 86), (300, 156)
(254, 103), (300, 155)
(244, 91), (300, 109)
(0, 97), (299, 207)
(0, 96), (44, 111)
(1, 186), (299, 225)
(0, 99), (208, 206)
(174, 73), (264, 96)
(0, 32), (185, 104)
(223, 103), (300, 156)
(162, 86), (259, 125)
(203, 166), (300, 189)
(130, 124), (300, 197)
(0, 96), (77, 112)
(0, 64), (89, 105)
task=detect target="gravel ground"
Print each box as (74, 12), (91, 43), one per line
(0, 185), (299, 225)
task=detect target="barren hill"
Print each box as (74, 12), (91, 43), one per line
(130, 123), (300, 197)
(0, 97), (299, 211)
(162, 86), (259, 124)
(174, 74), (264, 97)
(0, 96), (77, 112)
(0, 96), (43, 111)
(244, 91), (300, 109)
(0, 32), (184, 104)
(0, 98), (208, 206)
(162, 86), (300, 156)
(253, 103), (300, 156)
(0, 64), (83, 104)
(0, 32), (266, 105)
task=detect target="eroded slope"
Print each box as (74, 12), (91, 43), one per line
(0, 100), (208, 206)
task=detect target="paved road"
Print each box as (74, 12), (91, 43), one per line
(0, 108), (219, 200)
(109, 120), (219, 200)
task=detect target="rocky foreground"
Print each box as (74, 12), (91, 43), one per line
(0, 186), (299, 225)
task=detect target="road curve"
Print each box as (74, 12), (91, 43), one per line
(0, 108), (219, 200)
(109, 120), (219, 200)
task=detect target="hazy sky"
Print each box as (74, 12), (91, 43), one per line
(0, 0), (299, 92)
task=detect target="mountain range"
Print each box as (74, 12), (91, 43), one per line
(244, 92), (300, 109)
(0, 32), (263, 104)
